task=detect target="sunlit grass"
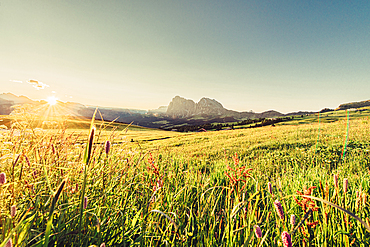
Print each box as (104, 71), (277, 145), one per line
(0, 111), (369, 246)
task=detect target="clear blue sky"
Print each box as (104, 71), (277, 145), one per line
(1, 0), (369, 113)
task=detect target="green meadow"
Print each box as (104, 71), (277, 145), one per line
(0, 109), (370, 246)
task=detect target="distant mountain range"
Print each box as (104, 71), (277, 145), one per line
(336, 99), (370, 111)
(1, 93), (367, 129)
(166, 96), (305, 119)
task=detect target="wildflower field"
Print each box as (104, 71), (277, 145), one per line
(1, 109), (370, 246)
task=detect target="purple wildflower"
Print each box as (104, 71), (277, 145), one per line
(343, 178), (348, 193)
(254, 225), (262, 238)
(5, 238), (12, 247)
(290, 214), (296, 227)
(84, 196), (88, 209)
(281, 231), (292, 247)
(268, 182), (272, 194)
(333, 174), (338, 188)
(274, 199), (284, 220)
(105, 141), (111, 155)
(11, 205), (16, 218)
(0, 172), (6, 185)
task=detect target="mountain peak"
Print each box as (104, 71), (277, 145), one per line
(167, 96), (196, 118)
(166, 96), (226, 117)
(198, 97), (224, 108)
(0, 93), (34, 104)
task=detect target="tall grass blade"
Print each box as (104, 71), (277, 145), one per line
(150, 210), (178, 231)
(315, 112), (321, 153)
(83, 108), (97, 165)
(291, 209), (313, 235)
(300, 195), (370, 232)
(79, 110), (97, 242)
(341, 109), (350, 161)
(44, 180), (66, 247)
(0, 209), (34, 247)
(258, 229), (269, 247)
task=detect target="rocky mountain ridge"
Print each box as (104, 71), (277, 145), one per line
(0, 93), (343, 129)
(166, 96), (287, 119)
(167, 96), (231, 117)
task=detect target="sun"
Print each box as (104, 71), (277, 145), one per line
(46, 96), (58, 106)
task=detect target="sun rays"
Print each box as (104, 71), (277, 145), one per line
(9, 97), (89, 129)
(46, 96), (58, 106)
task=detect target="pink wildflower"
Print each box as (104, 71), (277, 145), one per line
(83, 196), (88, 209)
(5, 238), (12, 247)
(11, 205), (16, 218)
(104, 141), (111, 155)
(290, 214), (296, 227)
(254, 225), (262, 238)
(343, 178), (348, 193)
(0, 172), (6, 185)
(333, 174), (338, 188)
(274, 199), (284, 220)
(281, 231), (292, 247)
(268, 182), (272, 194)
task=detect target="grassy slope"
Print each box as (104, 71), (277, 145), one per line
(0, 110), (370, 246)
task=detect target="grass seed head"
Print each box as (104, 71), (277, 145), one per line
(85, 126), (96, 165)
(333, 174), (338, 188)
(84, 196), (88, 210)
(343, 178), (348, 193)
(5, 238), (12, 247)
(25, 155), (31, 167)
(268, 182), (272, 194)
(290, 214), (296, 226)
(0, 172), (6, 185)
(281, 231), (292, 247)
(254, 225), (262, 238)
(11, 205), (16, 218)
(105, 140), (111, 155)
(274, 199), (284, 220)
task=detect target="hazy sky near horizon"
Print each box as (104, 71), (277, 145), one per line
(1, 0), (369, 113)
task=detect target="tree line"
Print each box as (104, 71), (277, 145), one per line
(162, 116), (295, 132)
